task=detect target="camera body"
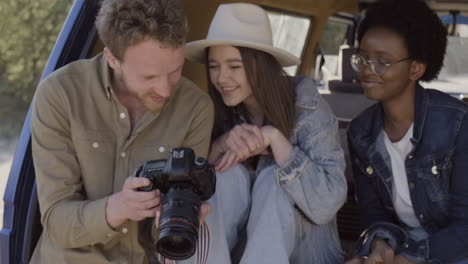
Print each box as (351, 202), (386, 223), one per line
(136, 148), (216, 260)
(137, 148), (215, 200)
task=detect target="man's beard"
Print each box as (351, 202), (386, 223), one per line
(119, 74), (167, 112)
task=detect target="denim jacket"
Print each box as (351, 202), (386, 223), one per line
(258, 77), (347, 263)
(348, 85), (468, 263)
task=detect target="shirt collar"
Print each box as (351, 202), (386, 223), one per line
(97, 53), (113, 100)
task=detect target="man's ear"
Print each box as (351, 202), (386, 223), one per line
(409, 61), (426, 81)
(103, 47), (120, 70)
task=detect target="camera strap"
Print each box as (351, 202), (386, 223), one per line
(195, 220), (210, 264)
(138, 217), (161, 264)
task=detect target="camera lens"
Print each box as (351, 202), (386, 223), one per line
(156, 186), (201, 260)
(157, 231), (194, 259)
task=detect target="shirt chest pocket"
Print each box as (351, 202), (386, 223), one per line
(416, 150), (454, 205)
(72, 130), (116, 198)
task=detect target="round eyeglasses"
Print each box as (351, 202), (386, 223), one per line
(350, 54), (411, 76)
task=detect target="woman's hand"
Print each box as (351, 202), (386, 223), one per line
(261, 125), (293, 166)
(222, 124), (266, 159)
(393, 255), (415, 264)
(345, 256), (365, 264)
(209, 124), (269, 171)
(213, 150), (241, 172)
(364, 238), (395, 264)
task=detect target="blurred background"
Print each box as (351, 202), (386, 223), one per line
(0, 0), (73, 227)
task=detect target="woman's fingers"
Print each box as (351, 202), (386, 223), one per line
(225, 128), (250, 158)
(215, 151), (239, 172)
(225, 125), (266, 158)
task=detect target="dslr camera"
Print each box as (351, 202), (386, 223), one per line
(136, 148), (216, 260)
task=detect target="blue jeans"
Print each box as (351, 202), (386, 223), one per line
(408, 228), (468, 264)
(450, 259), (468, 264)
(178, 164), (343, 264)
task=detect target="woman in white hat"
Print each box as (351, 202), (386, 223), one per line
(185, 3), (347, 264)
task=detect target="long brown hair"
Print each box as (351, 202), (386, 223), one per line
(208, 46), (296, 141)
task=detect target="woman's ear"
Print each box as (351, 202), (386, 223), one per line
(409, 61), (426, 81)
(103, 47), (120, 70)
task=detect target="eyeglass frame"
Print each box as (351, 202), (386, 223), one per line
(350, 53), (411, 76)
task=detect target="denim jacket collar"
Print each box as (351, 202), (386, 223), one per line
(351, 84), (428, 153)
(412, 84), (430, 144)
(294, 76), (320, 111)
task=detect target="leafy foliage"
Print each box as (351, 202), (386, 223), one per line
(0, 0), (73, 104)
(320, 20), (349, 55)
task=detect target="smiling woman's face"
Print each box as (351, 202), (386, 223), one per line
(358, 27), (414, 102)
(207, 45), (255, 107)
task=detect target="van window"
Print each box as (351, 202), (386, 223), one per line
(320, 17), (351, 55)
(315, 15), (354, 89)
(266, 9), (311, 75)
(421, 14), (468, 98)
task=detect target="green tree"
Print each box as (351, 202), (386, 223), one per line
(319, 20), (349, 55)
(0, 0), (73, 104)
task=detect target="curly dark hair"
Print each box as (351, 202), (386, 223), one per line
(357, 0), (447, 82)
(96, 0), (188, 60)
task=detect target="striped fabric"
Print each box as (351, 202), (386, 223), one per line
(197, 220), (210, 264)
(161, 220), (210, 264)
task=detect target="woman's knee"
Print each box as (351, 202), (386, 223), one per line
(252, 165), (279, 194)
(216, 164), (251, 194)
(251, 165), (294, 215)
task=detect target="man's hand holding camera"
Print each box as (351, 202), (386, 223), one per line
(106, 174), (162, 229)
(108, 148), (216, 260)
(106, 167), (213, 227)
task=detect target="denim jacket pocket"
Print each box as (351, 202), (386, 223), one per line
(416, 149), (454, 209)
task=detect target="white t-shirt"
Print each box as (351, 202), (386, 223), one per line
(383, 124), (427, 239)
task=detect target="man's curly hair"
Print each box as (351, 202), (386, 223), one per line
(96, 0), (188, 60)
(357, 0), (447, 82)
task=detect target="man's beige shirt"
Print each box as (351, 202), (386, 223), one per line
(30, 54), (214, 263)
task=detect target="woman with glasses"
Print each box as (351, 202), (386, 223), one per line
(346, 0), (468, 263)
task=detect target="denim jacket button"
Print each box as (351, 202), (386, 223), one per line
(408, 155), (413, 160)
(366, 166), (374, 175)
(431, 165), (438, 175)
(419, 213), (424, 219)
(409, 182), (415, 189)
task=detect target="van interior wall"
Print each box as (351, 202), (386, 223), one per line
(181, 0), (358, 90)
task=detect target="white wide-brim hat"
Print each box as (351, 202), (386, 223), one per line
(185, 3), (300, 67)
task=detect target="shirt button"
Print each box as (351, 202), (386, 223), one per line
(366, 166), (374, 175)
(122, 227), (128, 234)
(409, 182), (415, 189)
(159, 146), (165, 153)
(120, 112), (126, 119)
(120, 152), (126, 158)
(92, 142), (99, 148)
